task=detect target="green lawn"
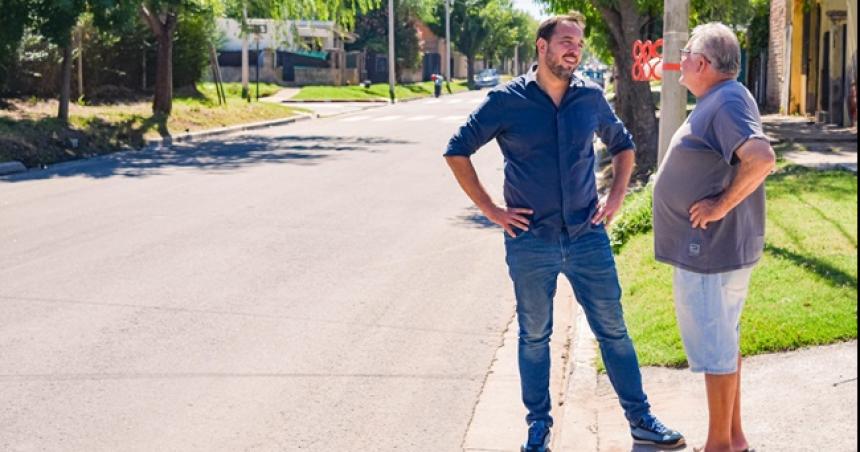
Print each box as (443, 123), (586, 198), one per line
(292, 80), (469, 101)
(608, 167), (857, 369)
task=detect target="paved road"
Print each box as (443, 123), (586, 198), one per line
(0, 90), (512, 451)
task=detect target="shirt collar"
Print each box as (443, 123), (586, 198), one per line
(700, 78), (736, 100)
(523, 64), (585, 88)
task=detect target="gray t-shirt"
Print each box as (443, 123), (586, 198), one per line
(653, 80), (769, 274)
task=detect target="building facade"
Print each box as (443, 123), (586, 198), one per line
(768, 0), (857, 126)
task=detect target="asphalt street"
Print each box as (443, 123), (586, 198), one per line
(0, 90), (515, 451)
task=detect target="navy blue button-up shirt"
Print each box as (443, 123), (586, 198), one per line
(444, 66), (636, 242)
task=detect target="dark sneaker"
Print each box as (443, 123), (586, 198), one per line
(630, 414), (685, 447)
(521, 420), (551, 452)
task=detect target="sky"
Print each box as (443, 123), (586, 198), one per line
(512, 0), (551, 21)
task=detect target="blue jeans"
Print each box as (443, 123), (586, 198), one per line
(504, 225), (650, 426)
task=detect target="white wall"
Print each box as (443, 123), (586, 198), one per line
(216, 18), (336, 52)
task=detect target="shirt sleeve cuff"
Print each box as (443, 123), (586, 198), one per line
(606, 140), (635, 156)
(443, 142), (475, 157)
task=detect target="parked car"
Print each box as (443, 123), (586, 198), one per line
(578, 68), (605, 88)
(473, 68), (500, 88)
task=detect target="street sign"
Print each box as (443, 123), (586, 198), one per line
(249, 24), (267, 35)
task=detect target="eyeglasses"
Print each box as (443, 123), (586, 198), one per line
(680, 48), (711, 64)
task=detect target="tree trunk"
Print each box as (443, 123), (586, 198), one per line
(57, 42), (73, 123)
(466, 54), (476, 89)
(140, 5), (177, 116)
(153, 30), (173, 115)
(598, 0), (660, 177)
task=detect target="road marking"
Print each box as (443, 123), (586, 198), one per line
(372, 115), (404, 122)
(441, 115), (465, 123)
(339, 115), (371, 122)
(469, 98), (484, 104)
(405, 115), (436, 121)
(423, 99), (442, 104)
(445, 99), (463, 104)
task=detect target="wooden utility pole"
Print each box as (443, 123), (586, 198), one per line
(241, 3), (250, 100)
(77, 26), (84, 100)
(387, 0), (395, 102)
(658, 0), (689, 166)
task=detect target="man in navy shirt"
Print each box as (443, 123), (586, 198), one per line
(444, 11), (684, 452)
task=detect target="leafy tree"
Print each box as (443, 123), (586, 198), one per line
(0, 0), (34, 93)
(173, 2), (217, 89)
(542, 0), (763, 176)
(25, 0), (136, 121)
(479, 0), (516, 68)
(31, 0), (86, 122)
(508, 10), (537, 74)
(347, 0), (423, 76)
(429, 0), (492, 88)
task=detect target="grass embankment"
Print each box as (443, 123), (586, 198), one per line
(605, 166), (857, 369)
(0, 82), (302, 168)
(292, 79), (469, 101)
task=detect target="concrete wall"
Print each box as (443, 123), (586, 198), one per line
(207, 49), (284, 84)
(399, 68), (423, 83)
(295, 67), (359, 85)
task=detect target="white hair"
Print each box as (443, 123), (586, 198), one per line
(688, 22), (741, 76)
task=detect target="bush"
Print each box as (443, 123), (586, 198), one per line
(172, 7), (216, 89)
(609, 183), (654, 253)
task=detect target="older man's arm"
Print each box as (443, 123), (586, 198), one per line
(689, 138), (776, 229)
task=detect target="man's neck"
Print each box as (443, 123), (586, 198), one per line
(694, 75), (733, 98)
(535, 65), (569, 104)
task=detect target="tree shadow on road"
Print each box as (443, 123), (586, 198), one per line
(1, 134), (414, 182)
(451, 206), (501, 230)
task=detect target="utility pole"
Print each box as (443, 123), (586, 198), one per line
(241, 2), (250, 100)
(657, 0), (689, 166)
(255, 35), (260, 101)
(444, 0), (451, 81)
(77, 26), (84, 100)
(387, 0), (396, 102)
(513, 46), (519, 76)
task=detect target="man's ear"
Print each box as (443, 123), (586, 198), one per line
(536, 38), (547, 56)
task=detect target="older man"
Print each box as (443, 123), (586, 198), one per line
(653, 23), (776, 452)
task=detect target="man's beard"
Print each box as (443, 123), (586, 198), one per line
(546, 49), (577, 80)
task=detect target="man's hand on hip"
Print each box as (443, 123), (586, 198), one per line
(483, 205), (534, 238)
(592, 192), (625, 225)
(689, 196), (728, 229)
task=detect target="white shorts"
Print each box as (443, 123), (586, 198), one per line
(672, 266), (754, 374)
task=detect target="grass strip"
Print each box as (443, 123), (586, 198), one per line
(605, 167), (857, 370)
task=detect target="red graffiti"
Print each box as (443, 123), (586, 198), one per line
(631, 39), (664, 81)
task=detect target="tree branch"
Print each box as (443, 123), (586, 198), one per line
(596, 4), (623, 47)
(139, 4), (162, 37)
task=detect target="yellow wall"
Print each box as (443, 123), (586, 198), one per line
(788, 0), (806, 115)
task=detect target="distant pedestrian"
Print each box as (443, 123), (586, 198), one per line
(652, 22), (776, 452)
(433, 73), (444, 98)
(443, 11), (685, 452)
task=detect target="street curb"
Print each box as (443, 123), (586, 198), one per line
(1, 113), (315, 177)
(0, 161), (27, 175)
(554, 305), (600, 452)
(142, 113), (315, 148)
(281, 99), (389, 103)
(462, 290), (578, 452)
(280, 91), (470, 105)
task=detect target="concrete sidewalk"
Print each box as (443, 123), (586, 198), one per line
(762, 114), (857, 172)
(557, 320), (857, 451)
